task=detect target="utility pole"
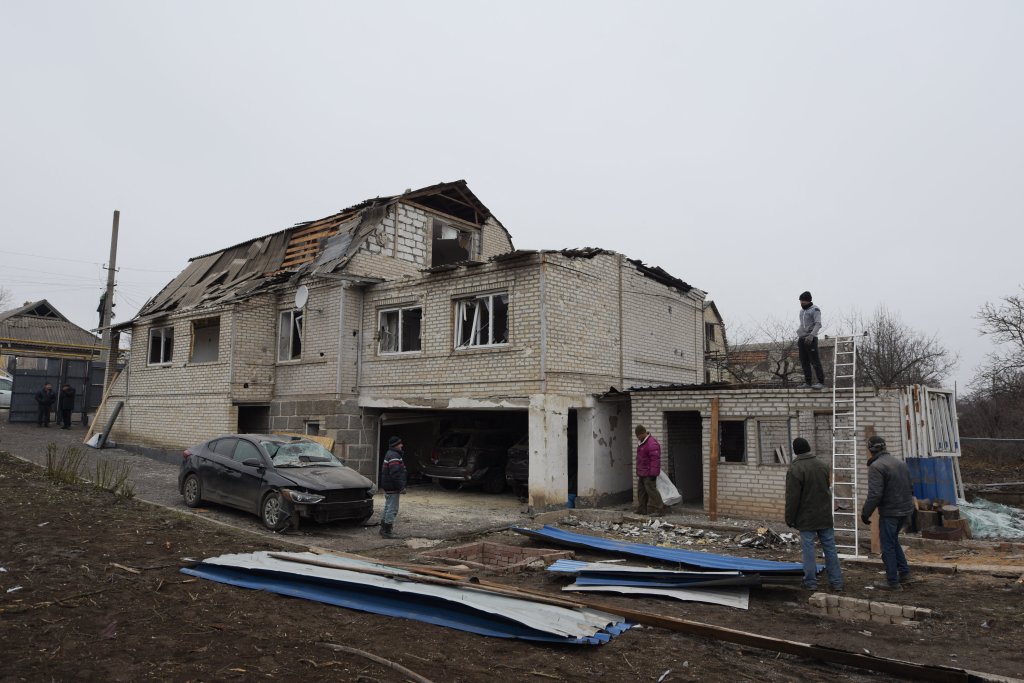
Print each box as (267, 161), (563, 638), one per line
(101, 210), (120, 392)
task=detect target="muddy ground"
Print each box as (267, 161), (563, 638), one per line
(2, 448), (1024, 683)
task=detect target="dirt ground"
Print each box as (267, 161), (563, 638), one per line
(2, 450), (1024, 682)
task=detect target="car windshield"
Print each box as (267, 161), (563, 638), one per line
(261, 440), (342, 467)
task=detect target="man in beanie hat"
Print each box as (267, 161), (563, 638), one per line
(861, 435), (915, 590)
(634, 425), (665, 516)
(796, 291), (825, 389)
(379, 435), (407, 538)
(785, 437), (844, 591)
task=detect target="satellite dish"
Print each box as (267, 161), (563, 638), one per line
(294, 285), (309, 310)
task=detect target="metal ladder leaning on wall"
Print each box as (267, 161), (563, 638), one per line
(831, 336), (860, 557)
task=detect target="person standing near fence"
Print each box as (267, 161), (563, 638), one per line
(58, 383), (76, 429)
(34, 382), (56, 427)
(634, 425), (665, 516)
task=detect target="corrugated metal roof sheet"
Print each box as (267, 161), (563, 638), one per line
(183, 551), (630, 645)
(0, 299), (102, 356)
(514, 525), (806, 576)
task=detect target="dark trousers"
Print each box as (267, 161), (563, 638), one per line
(636, 476), (664, 514)
(61, 409), (73, 428)
(37, 405), (51, 426)
(879, 515), (911, 586)
(798, 336), (825, 384)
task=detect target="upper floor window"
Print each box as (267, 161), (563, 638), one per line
(379, 306), (422, 354)
(278, 309), (303, 362)
(431, 218), (476, 267)
(148, 326), (174, 365)
(455, 292), (508, 349)
(190, 317), (220, 363)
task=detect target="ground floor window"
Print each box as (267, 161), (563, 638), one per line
(719, 420), (746, 463)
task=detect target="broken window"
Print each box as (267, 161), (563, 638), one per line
(719, 420), (746, 463)
(190, 317), (220, 363)
(379, 306), (422, 354)
(705, 322), (717, 351)
(455, 292), (508, 348)
(278, 309), (303, 362)
(148, 326), (174, 365)
(431, 218), (476, 267)
(757, 418), (792, 465)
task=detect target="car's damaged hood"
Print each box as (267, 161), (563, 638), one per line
(275, 466), (372, 491)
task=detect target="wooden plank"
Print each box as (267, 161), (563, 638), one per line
(709, 397), (719, 521)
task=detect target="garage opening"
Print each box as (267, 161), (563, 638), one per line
(238, 405), (270, 433)
(379, 409), (527, 495)
(666, 411), (703, 504)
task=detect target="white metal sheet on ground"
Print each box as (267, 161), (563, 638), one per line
(549, 559), (742, 577)
(562, 582), (750, 610)
(203, 551), (624, 639)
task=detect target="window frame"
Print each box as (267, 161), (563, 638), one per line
(378, 305), (423, 355)
(147, 325), (174, 366)
(190, 317), (221, 364)
(454, 292), (509, 349)
(278, 309), (304, 362)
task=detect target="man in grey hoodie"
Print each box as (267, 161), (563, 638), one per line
(797, 291), (825, 389)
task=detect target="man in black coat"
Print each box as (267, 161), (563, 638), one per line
(34, 382), (56, 427)
(860, 435), (915, 591)
(58, 383), (76, 429)
(785, 437), (844, 591)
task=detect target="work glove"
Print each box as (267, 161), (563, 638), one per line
(861, 514), (871, 525)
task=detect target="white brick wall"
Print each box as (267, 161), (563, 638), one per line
(631, 387), (906, 521)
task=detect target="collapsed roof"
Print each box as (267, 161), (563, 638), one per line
(131, 180), (505, 323)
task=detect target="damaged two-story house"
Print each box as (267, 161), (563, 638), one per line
(102, 181), (707, 509)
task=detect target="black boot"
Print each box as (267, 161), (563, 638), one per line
(379, 522), (394, 538)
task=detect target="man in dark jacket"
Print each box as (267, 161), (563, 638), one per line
(379, 435), (407, 538)
(34, 383), (56, 427)
(58, 383), (76, 429)
(860, 435), (915, 590)
(634, 425), (664, 516)
(785, 437), (844, 591)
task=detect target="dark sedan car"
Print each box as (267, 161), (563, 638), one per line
(178, 434), (375, 531)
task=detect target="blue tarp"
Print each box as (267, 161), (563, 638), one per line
(906, 457), (957, 504)
(513, 526), (806, 576)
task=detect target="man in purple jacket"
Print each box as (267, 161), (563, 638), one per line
(634, 425), (665, 516)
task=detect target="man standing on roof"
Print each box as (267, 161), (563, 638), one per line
(379, 435), (407, 538)
(797, 291), (825, 389)
(861, 435), (915, 591)
(634, 425), (665, 516)
(785, 437), (844, 592)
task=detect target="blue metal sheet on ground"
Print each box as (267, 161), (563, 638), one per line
(906, 457), (957, 504)
(514, 525), (805, 574)
(181, 563), (624, 645)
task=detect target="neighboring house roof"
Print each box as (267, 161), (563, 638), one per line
(131, 180), (506, 323)
(0, 300), (102, 357)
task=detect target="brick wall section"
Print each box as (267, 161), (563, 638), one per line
(808, 593), (933, 625)
(359, 252), (704, 403)
(630, 387), (906, 522)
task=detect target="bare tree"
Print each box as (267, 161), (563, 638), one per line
(976, 286), (1024, 371)
(838, 306), (958, 389)
(0, 286), (10, 312)
(720, 316), (803, 386)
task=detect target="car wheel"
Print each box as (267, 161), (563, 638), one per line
(260, 491), (289, 531)
(434, 478), (460, 491)
(182, 474), (203, 508)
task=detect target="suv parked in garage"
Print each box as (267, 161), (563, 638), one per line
(420, 428), (520, 493)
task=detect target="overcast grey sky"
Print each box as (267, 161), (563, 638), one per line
(2, 1), (1022, 390)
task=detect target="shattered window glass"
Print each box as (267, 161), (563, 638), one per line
(379, 307), (422, 354)
(455, 293), (509, 348)
(148, 326), (174, 365)
(278, 310), (303, 361)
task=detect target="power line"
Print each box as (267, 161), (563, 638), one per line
(0, 248), (180, 273)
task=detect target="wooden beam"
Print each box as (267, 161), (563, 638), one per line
(709, 397), (719, 521)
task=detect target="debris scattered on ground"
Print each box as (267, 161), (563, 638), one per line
(959, 498), (1024, 539)
(735, 527), (794, 549)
